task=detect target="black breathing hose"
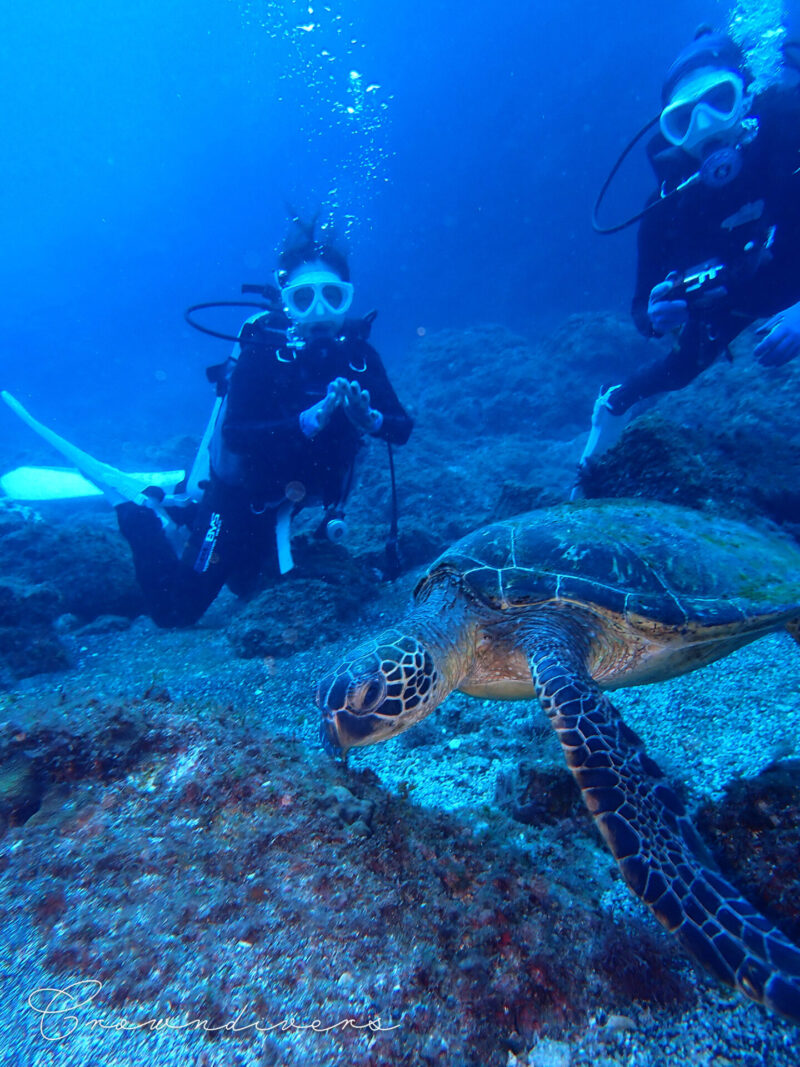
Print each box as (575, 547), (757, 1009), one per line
(183, 300), (281, 343)
(592, 114), (661, 235)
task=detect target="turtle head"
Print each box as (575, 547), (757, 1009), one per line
(316, 628), (447, 754)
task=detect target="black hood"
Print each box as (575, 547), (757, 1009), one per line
(662, 29), (747, 105)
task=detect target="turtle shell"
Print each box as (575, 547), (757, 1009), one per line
(420, 499), (800, 629)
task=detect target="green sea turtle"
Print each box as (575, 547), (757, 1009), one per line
(316, 499), (800, 1023)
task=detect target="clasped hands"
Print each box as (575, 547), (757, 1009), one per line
(299, 377), (383, 438)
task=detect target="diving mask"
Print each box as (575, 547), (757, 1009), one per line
(660, 68), (748, 153)
(281, 266), (354, 328)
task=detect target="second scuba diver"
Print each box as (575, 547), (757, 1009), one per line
(576, 26), (800, 482)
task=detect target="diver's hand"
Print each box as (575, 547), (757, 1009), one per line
(299, 380), (342, 438)
(340, 379), (383, 434)
(648, 280), (689, 335)
(754, 301), (800, 367)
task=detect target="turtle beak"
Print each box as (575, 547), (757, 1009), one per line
(319, 711), (345, 757)
(319, 707), (388, 755)
(316, 663), (403, 754)
(317, 674), (348, 757)
(317, 670), (378, 755)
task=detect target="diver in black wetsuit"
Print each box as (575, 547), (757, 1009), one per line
(576, 28), (800, 477)
(117, 221), (413, 627)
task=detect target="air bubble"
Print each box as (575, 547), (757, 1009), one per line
(236, 0), (390, 239)
(728, 0), (787, 92)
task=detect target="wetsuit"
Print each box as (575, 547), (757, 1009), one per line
(117, 313), (412, 627)
(609, 83), (800, 414)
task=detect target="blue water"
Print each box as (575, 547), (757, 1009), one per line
(1, 0), (769, 451)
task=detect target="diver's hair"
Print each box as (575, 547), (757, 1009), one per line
(276, 213), (350, 285)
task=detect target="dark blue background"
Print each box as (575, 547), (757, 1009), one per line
(0, 0), (794, 453)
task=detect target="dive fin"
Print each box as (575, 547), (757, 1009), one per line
(0, 464), (186, 503)
(275, 499), (295, 574)
(1, 465), (103, 501)
(2, 391), (186, 507)
(185, 395), (223, 500)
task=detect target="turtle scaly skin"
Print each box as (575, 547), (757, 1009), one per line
(316, 499), (800, 1024)
(526, 616), (800, 1020)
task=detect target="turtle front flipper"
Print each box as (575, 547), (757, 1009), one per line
(525, 628), (800, 1024)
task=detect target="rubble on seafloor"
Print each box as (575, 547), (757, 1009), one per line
(0, 680), (694, 1065)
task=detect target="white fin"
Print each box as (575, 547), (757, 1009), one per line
(2, 391), (185, 507)
(275, 499), (295, 574)
(1, 465), (103, 500)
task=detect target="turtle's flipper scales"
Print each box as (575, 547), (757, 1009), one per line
(527, 635), (800, 1024)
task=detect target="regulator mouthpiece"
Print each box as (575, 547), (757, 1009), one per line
(326, 517), (348, 543)
(700, 145), (742, 188)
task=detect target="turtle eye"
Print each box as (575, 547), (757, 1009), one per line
(354, 676), (387, 713)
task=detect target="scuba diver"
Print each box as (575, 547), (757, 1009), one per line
(575, 26), (800, 482)
(116, 218), (413, 627)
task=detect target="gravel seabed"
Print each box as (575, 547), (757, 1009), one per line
(1, 614), (799, 1067)
(351, 632), (800, 814)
